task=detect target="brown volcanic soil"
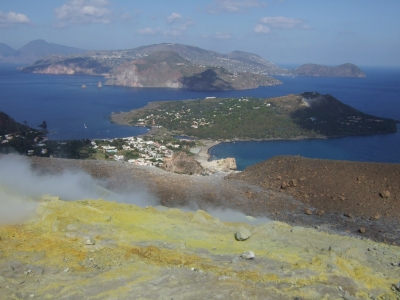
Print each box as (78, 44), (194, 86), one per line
(228, 156), (400, 218)
(28, 156), (400, 245)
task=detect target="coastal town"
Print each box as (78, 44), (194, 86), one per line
(92, 136), (188, 166)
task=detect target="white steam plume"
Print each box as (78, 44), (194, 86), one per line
(0, 155), (158, 225)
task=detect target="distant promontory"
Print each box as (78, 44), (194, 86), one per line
(292, 63), (366, 77)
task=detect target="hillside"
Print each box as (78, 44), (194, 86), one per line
(292, 63), (366, 77)
(111, 92), (397, 139)
(21, 42), (289, 76)
(1, 40), (86, 64)
(0, 111), (29, 136)
(1, 155), (399, 299)
(0, 43), (16, 58)
(105, 51), (281, 91)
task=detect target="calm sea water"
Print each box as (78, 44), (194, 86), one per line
(1, 64), (399, 168)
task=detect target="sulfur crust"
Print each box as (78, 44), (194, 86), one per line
(0, 197), (399, 299)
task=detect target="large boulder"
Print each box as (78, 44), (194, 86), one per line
(162, 151), (205, 175)
(202, 157), (237, 173)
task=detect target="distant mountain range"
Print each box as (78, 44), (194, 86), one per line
(0, 40), (86, 64)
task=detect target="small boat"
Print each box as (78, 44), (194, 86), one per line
(97, 81), (102, 88)
(84, 123), (87, 129)
(82, 84), (87, 89)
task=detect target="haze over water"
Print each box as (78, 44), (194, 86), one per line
(1, 64), (399, 168)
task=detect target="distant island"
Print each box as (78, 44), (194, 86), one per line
(16, 41), (366, 90)
(292, 63), (366, 77)
(111, 92), (396, 140)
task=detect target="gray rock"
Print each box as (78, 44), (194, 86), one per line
(394, 282), (400, 291)
(235, 227), (251, 241)
(85, 237), (96, 245)
(241, 251), (255, 260)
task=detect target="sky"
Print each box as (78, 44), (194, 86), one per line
(1, 0), (399, 67)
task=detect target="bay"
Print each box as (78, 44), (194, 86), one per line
(0, 64), (399, 168)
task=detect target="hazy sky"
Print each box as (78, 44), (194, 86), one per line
(1, 0), (399, 66)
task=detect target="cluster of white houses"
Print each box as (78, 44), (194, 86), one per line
(93, 136), (178, 166)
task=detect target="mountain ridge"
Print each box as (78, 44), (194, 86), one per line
(0, 39), (86, 64)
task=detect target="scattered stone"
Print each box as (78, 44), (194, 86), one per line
(358, 227), (366, 234)
(235, 227), (251, 241)
(105, 216), (112, 222)
(380, 190), (390, 199)
(315, 209), (325, 216)
(240, 251), (255, 260)
(281, 182), (288, 189)
(63, 268), (70, 273)
(85, 237), (96, 245)
(304, 208), (312, 215)
(344, 213), (353, 218)
(371, 213), (381, 220)
(338, 195), (346, 201)
(289, 179), (297, 187)
(393, 282), (400, 291)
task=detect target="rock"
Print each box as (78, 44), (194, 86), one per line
(162, 151), (205, 175)
(393, 282), (400, 291)
(344, 213), (353, 218)
(281, 182), (288, 189)
(358, 227), (366, 234)
(85, 237), (96, 245)
(380, 190), (390, 199)
(63, 268), (70, 273)
(105, 216), (112, 222)
(371, 213), (381, 220)
(235, 227), (251, 241)
(240, 251), (255, 260)
(289, 179), (297, 187)
(304, 208), (313, 215)
(315, 209), (325, 216)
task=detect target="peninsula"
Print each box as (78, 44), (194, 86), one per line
(111, 92), (397, 140)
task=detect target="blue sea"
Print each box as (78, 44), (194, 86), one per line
(1, 64), (399, 169)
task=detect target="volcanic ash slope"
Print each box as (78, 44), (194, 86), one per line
(0, 197), (399, 299)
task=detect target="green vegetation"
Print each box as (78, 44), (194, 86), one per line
(126, 93), (397, 140)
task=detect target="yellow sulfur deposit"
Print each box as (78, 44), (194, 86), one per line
(0, 197), (399, 299)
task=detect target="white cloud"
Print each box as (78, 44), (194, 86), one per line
(254, 16), (309, 33)
(0, 10), (30, 27)
(166, 12), (183, 24)
(55, 0), (113, 25)
(254, 24), (270, 34)
(259, 16), (307, 29)
(206, 0), (266, 14)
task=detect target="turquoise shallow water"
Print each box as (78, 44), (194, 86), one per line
(1, 64), (399, 167)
